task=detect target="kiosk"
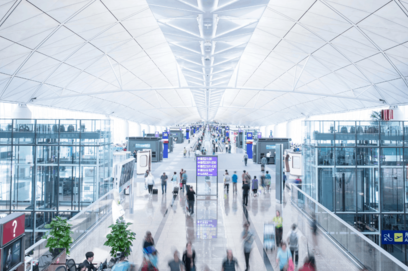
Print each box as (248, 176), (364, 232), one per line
(186, 128), (190, 140)
(246, 132), (253, 159)
(127, 137), (163, 162)
(162, 131), (169, 158)
(170, 129), (184, 144)
(253, 138), (291, 164)
(236, 132), (244, 148)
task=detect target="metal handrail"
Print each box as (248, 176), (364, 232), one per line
(290, 184), (408, 270)
(25, 190), (114, 254)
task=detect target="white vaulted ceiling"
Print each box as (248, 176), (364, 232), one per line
(1, 0), (408, 126)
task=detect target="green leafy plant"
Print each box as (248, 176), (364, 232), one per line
(370, 110), (382, 121)
(42, 216), (73, 255)
(104, 217), (136, 257)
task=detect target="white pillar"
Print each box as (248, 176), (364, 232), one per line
(124, 121), (129, 141)
(13, 103), (32, 119)
(135, 123), (141, 136)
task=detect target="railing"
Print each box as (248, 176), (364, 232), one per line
(26, 191), (114, 270)
(290, 184), (408, 271)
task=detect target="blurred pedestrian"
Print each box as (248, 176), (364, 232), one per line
(252, 176), (258, 197)
(242, 180), (250, 206)
(232, 171), (238, 193)
(182, 242), (196, 271)
(276, 242), (292, 271)
(222, 249), (239, 271)
(168, 250), (184, 271)
(242, 223), (253, 271)
(265, 171), (272, 191)
(273, 210), (283, 246)
(298, 255), (316, 271)
(287, 224), (300, 266)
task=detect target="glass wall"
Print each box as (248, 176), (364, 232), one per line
(0, 119), (112, 248)
(302, 120), (408, 265)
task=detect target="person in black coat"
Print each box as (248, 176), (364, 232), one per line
(83, 252), (97, 271)
(242, 181), (250, 206)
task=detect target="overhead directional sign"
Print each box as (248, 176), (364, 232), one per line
(382, 230), (408, 244)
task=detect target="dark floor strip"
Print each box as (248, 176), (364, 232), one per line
(241, 194), (275, 271)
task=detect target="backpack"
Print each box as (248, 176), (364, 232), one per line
(289, 231), (298, 249)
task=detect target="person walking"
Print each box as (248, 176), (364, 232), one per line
(224, 172), (231, 194)
(145, 172), (155, 194)
(242, 223), (253, 271)
(243, 152), (248, 166)
(232, 171), (238, 193)
(242, 170), (247, 184)
(261, 155), (267, 171)
(242, 180), (250, 206)
(265, 171), (272, 191)
(180, 168), (184, 182)
(252, 176), (258, 197)
(182, 170), (188, 193)
(188, 148), (191, 158)
(182, 242), (196, 271)
(186, 186), (195, 215)
(143, 231), (155, 249)
(183, 147), (187, 158)
(287, 224), (301, 266)
(273, 210), (283, 247)
(222, 249), (239, 271)
(260, 173), (266, 191)
(172, 172), (178, 190)
(168, 250), (184, 271)
(160, 172), (168, 194)
(276, 242), (292, 271)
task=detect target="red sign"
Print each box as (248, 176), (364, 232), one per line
(3, 214), (25, 245)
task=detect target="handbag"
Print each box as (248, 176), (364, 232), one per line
(287, 258), (294, 271)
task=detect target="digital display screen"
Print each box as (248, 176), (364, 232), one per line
(266, 145), (276, 150)
(119, 160), (134, 190)
(2, 238), (21, 271)
(196, 219), (217, 239)
(197, 156), (217, 176)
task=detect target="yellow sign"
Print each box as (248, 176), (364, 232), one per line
(394, 233), (403, 242)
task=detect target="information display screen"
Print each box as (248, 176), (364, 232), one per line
(119, 160), (134, 189)
(196, 156), (217, 176)
(2, 238), (21, 271)
(196, 219), (217, 239)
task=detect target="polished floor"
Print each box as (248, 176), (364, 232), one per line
(69, 131), (359, 271)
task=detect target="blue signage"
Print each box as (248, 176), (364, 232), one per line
(266, 145), (276, 150)
(382, 230), (408, 244)
(135, 143), (150, 148)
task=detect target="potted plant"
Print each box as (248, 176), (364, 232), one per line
(42, 216), (73, 257)
(104, 217), (136, 257)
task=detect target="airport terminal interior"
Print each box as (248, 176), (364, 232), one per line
(1, 0), (408, 270)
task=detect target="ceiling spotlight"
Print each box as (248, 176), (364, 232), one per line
(30, 97), (37, 102)
(379, 99), (386, 104)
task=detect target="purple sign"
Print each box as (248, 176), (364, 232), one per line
(155, 131), (159, 137)
(196, 219), (217, 239)
(257, 132), (262, 138)
(197, 156), (218, 176)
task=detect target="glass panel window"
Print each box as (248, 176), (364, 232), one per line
(381, 168), (403, 212)
(381, 148), (403, 166)
(317, 148), (334, 165)
(36, 146), (58, 165)
(36, 120), (59, 145)
(318, 168), (333, 211)
(60, 120), (80, 145)
(335, 147), (355, 166)
(335, 168), (356, 212)
(356, 148), (378, 166)
(335, 121), (356, 146)
(356, 121), (379, 146)
(80, 120), (101, 145)
(0, 120), (12, 144)
(311, 121), (335, 146)
(11, 165), (33, 210)
(81, 166), (96, 204)
(12, 146), (34, 165)
(0, 146), (11, 210)
(58, 166), (80, 212)
(357, 168), (379, 212)
(380, 121), (403, 146)
(81, 146), (97, 165)
(59, 146), (80, 165)
(13, 120), (35, 144)
(355, 214), (379, 233)
(35, 166), (58, 211)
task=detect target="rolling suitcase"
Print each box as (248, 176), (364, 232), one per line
(152, 188), (158, 194)
(173, 187), (179, 194)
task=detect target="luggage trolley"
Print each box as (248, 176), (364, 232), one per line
(264, 223), (276, 251)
